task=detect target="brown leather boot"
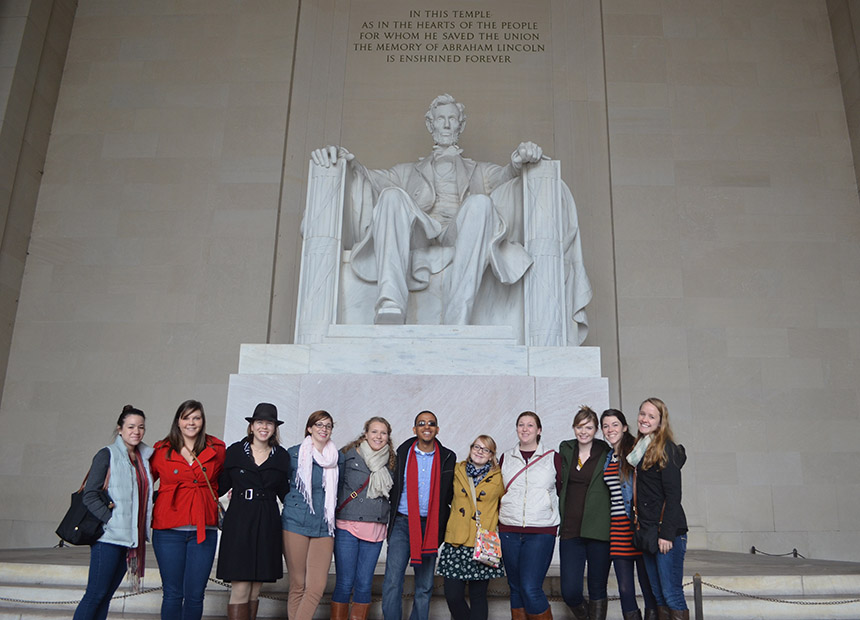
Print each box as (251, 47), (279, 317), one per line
(668, 610), (689, 620)
(248, 599), (259, 620)
(527, 607), (554, 620)
(227, 602), (249, 620)
(623, 610), (643, 620)
(569, 602), (589, 620)
(588, 598), (607, 620)
(512, 608), (527, 620)
(657, 607), (671, 620)
(644, 609), (658, 620)
(330, 601), (350, 620)
(349, 602), (371, 620)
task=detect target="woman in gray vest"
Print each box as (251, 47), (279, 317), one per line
(330, 416), (395, 620)
(73, 405), (154, 620)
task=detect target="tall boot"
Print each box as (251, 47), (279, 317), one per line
(568, 602), (589, 620)
(588, 598), (607, 620)
(330, 601), (350, 620)
(248, 599), (259, 620)
(526, 607), (554, 620)
(512, 608), (527, 620)
(644, 609), (658, 620)
(227, 602), (250, 620)
(657, 607), (671, 620)
(349, 602), (371, 620)
(623, 610), (643, 620)
(668, 610), (690, 620)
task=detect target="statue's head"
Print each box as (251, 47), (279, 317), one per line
(425, 93), (466, 147)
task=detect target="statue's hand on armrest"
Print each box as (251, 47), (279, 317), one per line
(311, 145), (355, 168)
(511, 141), (544, 169)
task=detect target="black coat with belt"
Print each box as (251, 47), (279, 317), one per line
(216, 440), (291, 582)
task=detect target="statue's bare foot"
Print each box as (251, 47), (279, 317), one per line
(374, 301), (405, 325)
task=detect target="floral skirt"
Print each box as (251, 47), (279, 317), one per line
(436, 542), (505, 580)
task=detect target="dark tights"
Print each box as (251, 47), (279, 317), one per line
(443, 577), (490, 620)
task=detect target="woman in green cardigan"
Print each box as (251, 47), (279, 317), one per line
(558, 406), (611, 620)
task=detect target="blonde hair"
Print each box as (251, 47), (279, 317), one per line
(470, 434), (500, 469)
(638, 397), (675, 470)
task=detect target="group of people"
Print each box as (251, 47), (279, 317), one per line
(72, 397), (688, 620)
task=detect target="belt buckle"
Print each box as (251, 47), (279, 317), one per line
(244, 489), (253, 500)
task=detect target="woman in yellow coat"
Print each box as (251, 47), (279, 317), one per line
(437, 434), (505, 620)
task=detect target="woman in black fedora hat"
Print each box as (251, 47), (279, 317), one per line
(216, 403), (291, 620)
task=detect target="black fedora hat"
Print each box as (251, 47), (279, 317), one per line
(245, 402), (283, 426)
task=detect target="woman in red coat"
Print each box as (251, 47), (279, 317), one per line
(150, 400), (226, 620)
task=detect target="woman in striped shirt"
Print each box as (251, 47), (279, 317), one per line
(601, 409), (657, 620)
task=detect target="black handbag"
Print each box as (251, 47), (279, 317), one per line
(56, 469), (111, 546)
(632, 468), (664, 555)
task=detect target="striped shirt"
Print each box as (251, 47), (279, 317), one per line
(604, 453), (641, 558)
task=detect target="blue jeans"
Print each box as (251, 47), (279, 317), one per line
(559, 536), (610, 607)
(642, 534), (688, 611)
(613, 556), (657, 613)
(333, 527), (384, 604)
(498, 532), (555, 615)
(152, 528), (218, 620)
(382, 514), (437, 620)
(73, 542), (128, 620)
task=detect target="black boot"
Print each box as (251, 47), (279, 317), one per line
(623, 610), (643, 620)
(569, 602), (589, 620)
(588, 598), (607, 620)
(644, 609), (658, 620)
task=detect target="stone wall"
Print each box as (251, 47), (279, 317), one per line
(0, 0), (859, 560)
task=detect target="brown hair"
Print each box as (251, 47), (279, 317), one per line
(637, 397), (675, 470)
(341, 416), (396, 470)
(573, 405), (598, 429)
(600, 409), (635, 482)
(163, 400), (209, 458)
(516, 410), (542, 444)
(245, 421), (281, 447)
(304, 410), (334, 437)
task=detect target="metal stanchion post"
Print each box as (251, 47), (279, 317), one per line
(693, 573), (704, 619)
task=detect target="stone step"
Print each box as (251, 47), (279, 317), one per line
(1, 548), (860, 619)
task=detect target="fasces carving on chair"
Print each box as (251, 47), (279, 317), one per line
(297, 94), (591, 346)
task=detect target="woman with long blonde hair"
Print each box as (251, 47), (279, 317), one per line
(628, 398), (688, 620)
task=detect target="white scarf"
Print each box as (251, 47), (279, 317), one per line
(296, 436), (339, 535)
(357, 440), (393, 499)
(626, 434), (653, 468)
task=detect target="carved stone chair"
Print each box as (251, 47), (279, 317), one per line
(295, 159), (571, 346)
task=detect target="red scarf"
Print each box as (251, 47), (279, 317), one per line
(406, 439), (441, 565)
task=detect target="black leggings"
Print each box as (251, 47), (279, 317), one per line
(443, 577), (490, 620)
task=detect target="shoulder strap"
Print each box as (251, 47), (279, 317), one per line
(191, 453), (218, 504)
(504, 450), (553, 493)
(337, 476), (371, 512)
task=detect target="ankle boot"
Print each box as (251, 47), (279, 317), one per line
(644, 609), (658, 620)
(330, 601), (349, 620)
(668, 610), (689, 620)
(512, 608), (527, 620)
(588, 598), (607, 620)
(657, 607), (671, 620)
(527, 608), (554, 620)
(349, 602), (371, 620)
(569, 602), (589, 620)
(248, 599), (259, 620)
(623, 610), (643, 620)
(227, 602), (249, 620)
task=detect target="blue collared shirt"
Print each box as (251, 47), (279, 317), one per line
(397, 443), (436, 517)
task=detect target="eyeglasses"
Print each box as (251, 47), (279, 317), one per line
(470, 444), (492, 455)
(313, 422), (333, 431)
(415, 420), (437, 427)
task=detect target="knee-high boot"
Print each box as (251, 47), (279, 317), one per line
(349, 602), (371, 620)
(568, 602), (589, 620)
(623, 610), (643, 620)
(668, 610), (689, 620)
(248, 599), (259, 620)
(227, 602), (249, 620)
(588, 598), (607, 620)
(526, 607), (554, 620)
(330, 600), (349, 620)
(512, 608), (527, 620)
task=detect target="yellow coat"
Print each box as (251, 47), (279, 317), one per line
(443, 461), (505, 547)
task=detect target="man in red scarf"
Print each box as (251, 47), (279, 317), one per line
(382, 410), (457, 620)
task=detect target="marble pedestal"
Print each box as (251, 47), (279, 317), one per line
(224, 325), (610, 457)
